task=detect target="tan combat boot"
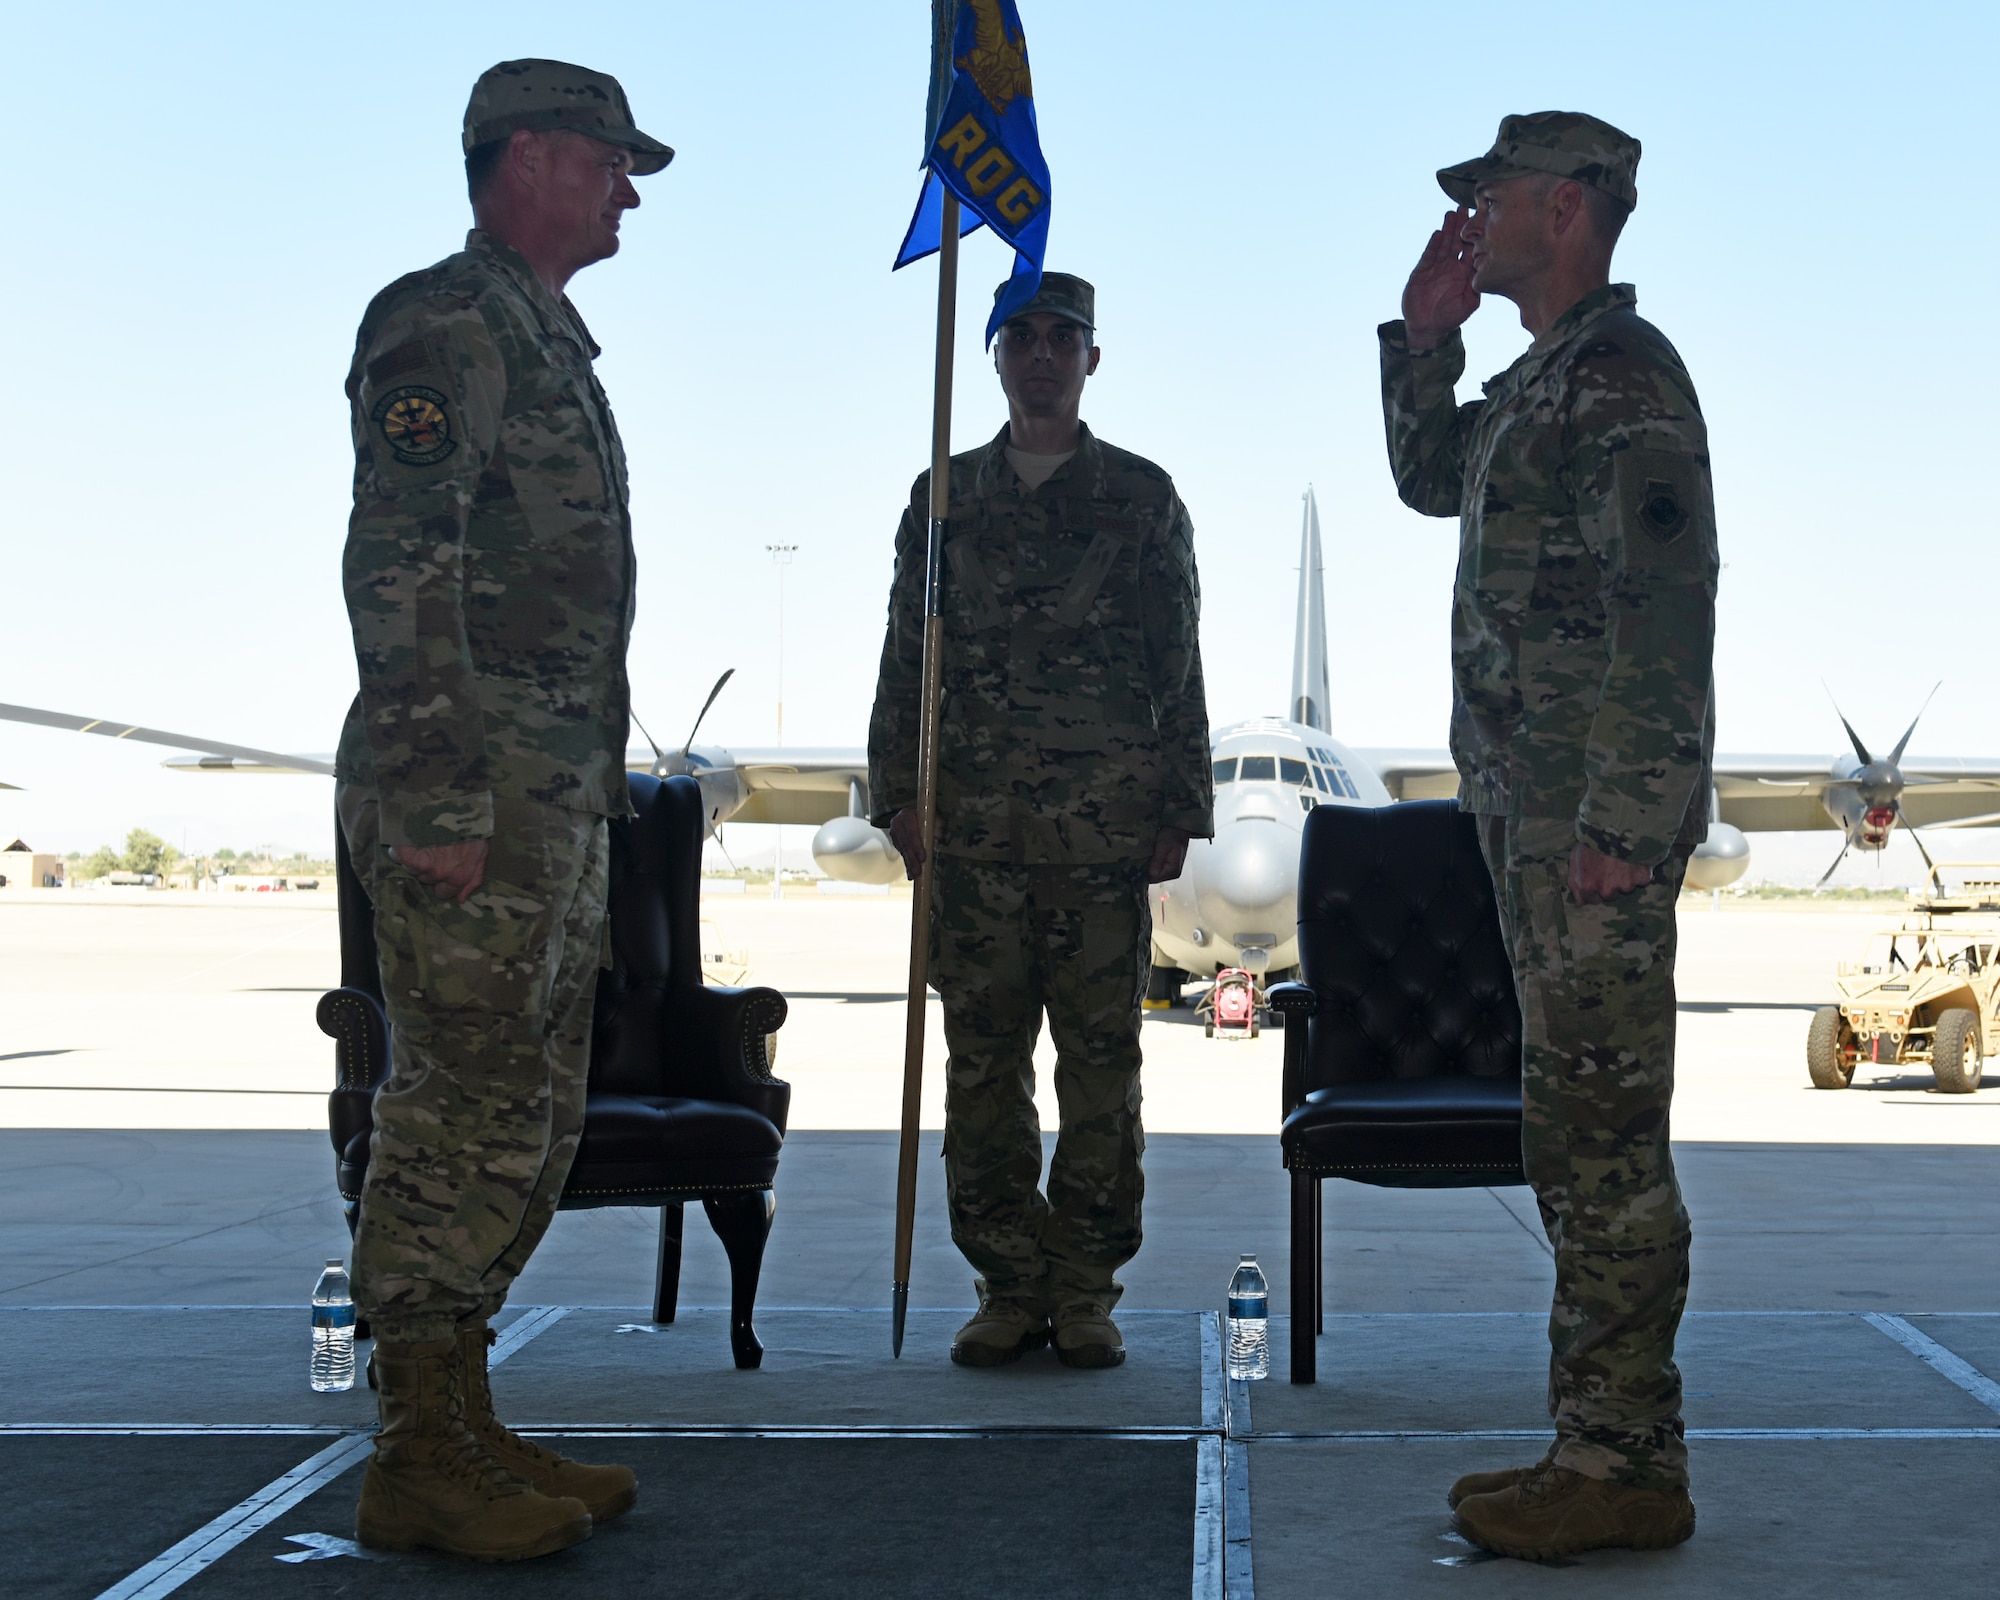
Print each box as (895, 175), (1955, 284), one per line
(459, 1320), (638, 1522)
(1453, 1464), (1695, 1559)
(950, 1284), (1050, 1368)
(355, 1335), (592, 1561)
(1051, 1300), (1126, 1370)
(1447, 1444), (1557, 1509)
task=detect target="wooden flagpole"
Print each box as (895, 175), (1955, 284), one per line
(892, 190), (960, 1357)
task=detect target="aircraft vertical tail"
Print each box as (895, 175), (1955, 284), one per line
(1289, 486), (1331, 732)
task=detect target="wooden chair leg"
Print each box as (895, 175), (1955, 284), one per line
(653, 1202), (686, 1325)
(1290, 1171), (1317, 1384)
(343, 1200), (371, 1346)
(1314, 1179), (1325, 1335)
(703, 1189), (775, 1370)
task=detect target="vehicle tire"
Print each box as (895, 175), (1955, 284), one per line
(1806, 1006), (1856, 1090)
(1204, 1021), (1215, 1038)
(1931, 1009), (1983, 1094)
(1146, 963), (1186, 1006)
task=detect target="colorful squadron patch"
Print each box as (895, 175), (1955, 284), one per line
(372, 385), (457, 467)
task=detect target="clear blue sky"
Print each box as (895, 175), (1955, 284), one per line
(3, 2), (1995, 885)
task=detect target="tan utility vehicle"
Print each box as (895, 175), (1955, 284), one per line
(1807, 868), (2000, 1094)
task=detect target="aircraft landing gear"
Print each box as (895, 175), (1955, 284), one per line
(1144, 963), (1189, 1009)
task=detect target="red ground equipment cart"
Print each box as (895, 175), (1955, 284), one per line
(1199, 968), (1261, 1039)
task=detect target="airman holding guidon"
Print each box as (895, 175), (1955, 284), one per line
(870, 272), (1213, 1372)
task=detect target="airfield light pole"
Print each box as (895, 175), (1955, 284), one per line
(766, 543), (797, 898)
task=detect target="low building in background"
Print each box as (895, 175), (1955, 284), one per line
(0, 842), (63, 889)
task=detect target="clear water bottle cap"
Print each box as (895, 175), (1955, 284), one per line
(1239, 1253), (1256, 1264)
(325, 1258), (343, 1268)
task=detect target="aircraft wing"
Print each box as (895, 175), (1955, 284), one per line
(724, 747), (869, 827)
(1358, 748), (2000, 832)
(622, 744), (871, 828)
(1355, 749), (1460, 802)
(0, 702), (336, 777)
(1714, 756), (2000, 832)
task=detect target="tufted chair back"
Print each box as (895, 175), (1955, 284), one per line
(589, 773), (789, 1129)
(1290, 799), (1522, 1093)
(1269, 800), (1528, 1384)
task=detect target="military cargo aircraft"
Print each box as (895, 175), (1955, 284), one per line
(9, 489), (2000, 933)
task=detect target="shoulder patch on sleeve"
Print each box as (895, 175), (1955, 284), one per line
(1612, 445), (1709, 571)
(1636, 475), (1689, 543)
(365, 335), (446, 388)
(371, 385), (457, 467)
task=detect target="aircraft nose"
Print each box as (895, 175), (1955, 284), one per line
(1191, 823), (1294, 932)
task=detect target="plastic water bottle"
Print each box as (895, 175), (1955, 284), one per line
(1227, 1254), (1270, 1380)
(310, 1259), (356, 1392)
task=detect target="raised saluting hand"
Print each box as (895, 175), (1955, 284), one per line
(1402, 206), (1481, 352)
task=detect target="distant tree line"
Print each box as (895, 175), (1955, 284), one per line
(63, 830), (334, 880)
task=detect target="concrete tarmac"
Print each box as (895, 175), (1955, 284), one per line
(2, 888), (1998, 1596)
(4, 887), (1995, 1141)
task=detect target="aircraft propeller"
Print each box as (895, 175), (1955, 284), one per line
(632, 668), (736, 779)
(1815, 683), (1941, 887)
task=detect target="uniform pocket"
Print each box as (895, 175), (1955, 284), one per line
(388, 871), (560, 1019)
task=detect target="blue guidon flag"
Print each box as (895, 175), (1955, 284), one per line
(895, 0), (1052, 345)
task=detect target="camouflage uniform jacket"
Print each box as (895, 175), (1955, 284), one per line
(1380, 283), (1717, 865)
(335, 229), (637, 848)
(868, 423), (1213, 865)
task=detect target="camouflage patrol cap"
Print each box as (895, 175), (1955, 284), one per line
(994, 272), (1095, 331)
(1438, 111), (1639, 210)
(464, 59), (673, 176)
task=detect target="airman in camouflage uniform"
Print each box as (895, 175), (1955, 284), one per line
(335, 59), (669, 1561)
(1379, 113), (1716, 1557)
(869, 273), (1212, 1369)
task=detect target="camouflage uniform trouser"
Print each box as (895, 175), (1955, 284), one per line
(931, 853), (1151, 1309)
(1480, 814), (1692, 1491)
(337, 785), (608, 1345)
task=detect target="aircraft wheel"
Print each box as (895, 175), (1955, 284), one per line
(1931, 1009), (1983, 1094)
(1204, 1021), (1215, 1038)
(1806, 1006), (1856, 1090)
(1146, 963), (1187, 1006)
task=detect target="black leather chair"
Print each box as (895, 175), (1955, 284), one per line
(319, 773), (790, 1368)
(1268, 800), (1526, 1383)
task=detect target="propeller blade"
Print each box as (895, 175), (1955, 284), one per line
(1897, 804), (1937, 877)
(628, 710), (667, 768)
(1823, 683), (1872, 765)
(681, 669), (736, 756)
(1815, 839), (1851, 889)
(1886, 681), (1942, 768)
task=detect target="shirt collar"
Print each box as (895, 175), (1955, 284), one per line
(1528, 281), (1636, 358)
(465, 229), (602, 358)
(971, 420), (1107, 501)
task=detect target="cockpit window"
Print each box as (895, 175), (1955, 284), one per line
(1279, 758), (1308, 786)
(1211, 757), (1238, 785)
(1312, 766), (1330, 794)
(1238, 756), (1276, 782)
